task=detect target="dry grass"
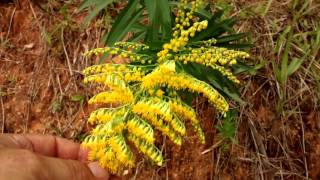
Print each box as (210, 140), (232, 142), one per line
(227, 0), (320, 179)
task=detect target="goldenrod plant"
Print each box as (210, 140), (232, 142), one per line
(81, 0), (250, 173)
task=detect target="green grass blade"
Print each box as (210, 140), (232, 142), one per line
(83, 0), (115, 24)
(287, 56), (306, 76)
(279, 29), (293, 85)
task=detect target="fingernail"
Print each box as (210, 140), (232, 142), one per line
(88, 161), (109, 179)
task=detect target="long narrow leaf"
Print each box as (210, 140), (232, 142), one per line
(279, 29), (293, 85)
(104, 0), (143, 45)
(216, 33), (249, 43)
(145, 0), (172, 42)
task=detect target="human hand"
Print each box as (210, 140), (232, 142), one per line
(0, 134), (110, 180)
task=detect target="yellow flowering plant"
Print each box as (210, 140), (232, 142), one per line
(81, 0), (250, 173)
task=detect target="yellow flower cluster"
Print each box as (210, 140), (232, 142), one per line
(168, 98), (198, 124)
(83, 64), (116, 75)
(114, 42), (149, 50)
(169, 98), (205, 143)
(192, 123), (206, 144)
(83, 46), (152, 64)
(134, 98), (186, 135)
(127, 133), (163, 166)
(174, 47), (249, 66)
(82, 135), (110, 149)
(81, 0), (251, 173)
(210, 64), (240, 84)
(132, 99), (183, 145)
(142, 62), (229, 113)
(88, 90), (133, 105)
(127, 117), (155, 144)
(83, 134), (135, 173)
(157, 0), (207, 62)
(107, 135), (135, 167)
(173, 0), (203, 37)
(202, 38), (217, 47)
(96, 148), (119, 173)
(83, 47), (116, 57)
(83, 64), (134, 76)
(88, 107), (126, 124)
(157, 20), (208, 62)
(84, 74), (127, 91)
(91, 117), (126, 136)
(84, 66), (146, 84)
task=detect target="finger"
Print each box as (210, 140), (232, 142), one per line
(0, 148), (108, 180)
(39, 155), (100, 180)
(88, 161), (110, 179)
(0, 134), (88, 161)
(42, 157), (96, 180)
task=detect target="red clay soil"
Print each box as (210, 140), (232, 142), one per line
(1, 1), (320, 179)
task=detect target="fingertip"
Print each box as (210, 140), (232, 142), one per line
(78, 147), (89, 162)
(88, 161), (110, 180)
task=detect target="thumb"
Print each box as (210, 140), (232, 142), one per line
(39, 155), (100, 180)
(88, 161), (110, 179)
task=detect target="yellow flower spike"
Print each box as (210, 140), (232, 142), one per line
(210, 64), (240, 84)
(84, 74), (127, 91)
(108, 135), (135, 167)
(98, 148), (114, 170)
(167, 129), (183, 145)
(133, 98), (186, 136)
(99, 155), (122, 174)
(169, 98), (200, 125)
(82, 135), (110, 150)
(132, 102), (183, 145)
(142, 63), (229, 113)
(91, 117), (126, 136)
(127, 134), (164, 166)
(87, 149), (99, 161)
(82, 64), (119, 75)
(88, 108), (126, 125)
(127, 117), (155, 144)
(88, 90), (133, 105)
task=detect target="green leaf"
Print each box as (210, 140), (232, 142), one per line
(192, 18), (237, 41)
(287, 57), (304, 76)
(216, 33), (249, 43)
(216, 110), (236, 140)
(217, 43), (253, 50)
(279, 28), (293, 85)
(104, 0), (143, 45)
(181, 63), (245, 104)
(81, 0), (115, 24)
(232, 62), (253, 74)
(145, 0), (172, 43)
(275, 26), (291, 53)
(128, 31), (147, 42)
